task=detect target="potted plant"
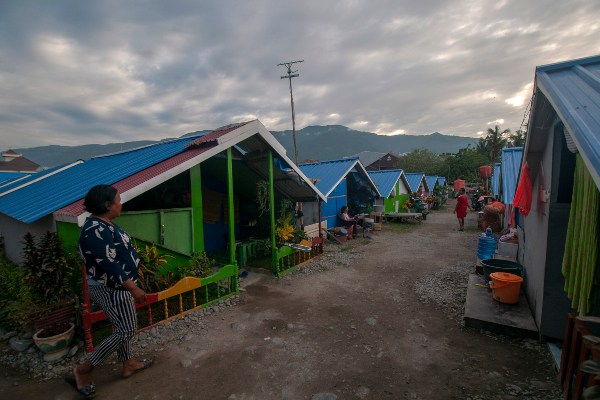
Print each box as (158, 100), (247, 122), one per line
(21, 232), (78, 361)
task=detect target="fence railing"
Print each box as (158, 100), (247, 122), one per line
(82, 264), (238, 353)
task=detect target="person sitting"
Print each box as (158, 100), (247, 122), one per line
(338, 205), (359, 239)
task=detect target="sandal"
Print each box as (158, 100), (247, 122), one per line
(122, 358), (153, 378)
(64, 377), (96, 399)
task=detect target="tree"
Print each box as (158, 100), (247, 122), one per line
(476, 125), (511, 163)
(395, 149), (444, 175)
(508, 129), (526, 147)
(443, 146), (489, 183)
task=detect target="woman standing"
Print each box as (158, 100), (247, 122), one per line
(67, 185), (152, 398)
(453, 187), (472, 231)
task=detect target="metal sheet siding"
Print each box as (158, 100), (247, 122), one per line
(0, 137), (197, 223)
(404, 173), (424, 193)
(368, 170), (402, 198)
(298, 158), (358, 197)
(501, 148), (523, 205)
(536, 55), (600, 187)
(492, 163), (501, 197)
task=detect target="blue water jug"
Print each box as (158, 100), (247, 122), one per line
(477, 228), (497, 261)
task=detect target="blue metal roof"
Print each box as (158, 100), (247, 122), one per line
(0, 137), (198, 223)
(298, 157), (360, 197)
(491, 163), (501, 197)
(501, 148), (523, 204)
(534, 54), (600, 188)
(368, 169), (402, 198)
(0, 172), (30, 185)
(404, 172), (425, 193)
(425, 176), (438, 191)
(437, 177), (446, 187)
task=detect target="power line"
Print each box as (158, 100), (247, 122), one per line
(277, 60), (303, 165)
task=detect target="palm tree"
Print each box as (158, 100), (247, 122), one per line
(480, 125), (510, 163)
(509, 129), (526, 147)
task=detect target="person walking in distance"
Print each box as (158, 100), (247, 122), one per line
(453, 187), (472, 231)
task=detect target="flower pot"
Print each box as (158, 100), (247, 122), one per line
(33, 322), (75, 362)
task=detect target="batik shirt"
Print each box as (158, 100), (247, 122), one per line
(79, 217), (140, 289)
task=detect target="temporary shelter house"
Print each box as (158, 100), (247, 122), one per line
(404, 172), (429, 196)
(368, 169), (411, 213)
(425, 176), (439, 196)
(516, 55), (600, 340)
(0, 119), (325, 270)
(298, 157), (380, 231)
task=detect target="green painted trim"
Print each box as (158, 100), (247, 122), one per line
(190, 164), (204, 253)
(226, 148), (236, 265)
(56, 221), (80, 254)
(268, 150), (278, 275)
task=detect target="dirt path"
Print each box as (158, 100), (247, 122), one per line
(1, 201), (562, 400)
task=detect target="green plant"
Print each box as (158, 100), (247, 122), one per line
(256, 180), (269, 216)
(134, 241), (177, 292)
(178, 252), (215, 278)
(22, 232), (75, 306)
(0, 254), (34, 332)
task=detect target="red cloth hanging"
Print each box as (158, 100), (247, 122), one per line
(513, 162), (532, 216)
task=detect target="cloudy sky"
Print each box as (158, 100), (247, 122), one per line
(1, 0), (599, 149)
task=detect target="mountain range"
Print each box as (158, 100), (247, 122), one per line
(13, 125), (477, 168)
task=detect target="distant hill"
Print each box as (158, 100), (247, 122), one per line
(272, 125), (478, 162)
(13, 125), (477, 168)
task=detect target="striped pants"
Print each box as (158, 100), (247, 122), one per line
(88, 285), (137, 366)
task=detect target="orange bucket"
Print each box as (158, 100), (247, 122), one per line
(489, 272), (523, 304)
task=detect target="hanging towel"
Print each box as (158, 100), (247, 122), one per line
(513, 162), (532, 216)
(562, 154), (600, 315)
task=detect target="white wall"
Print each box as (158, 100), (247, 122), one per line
(0, 213), (55, 264)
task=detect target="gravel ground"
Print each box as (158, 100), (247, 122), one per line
(0, 223), (563, 399)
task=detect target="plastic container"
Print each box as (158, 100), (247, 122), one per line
(477, 228), (497, 262)
(497, 241), (518, 258)
(479, 165), (492, 178)
(489, 272), (523, 304)
(453, 180), (465, 192)
(481, 258), (523, 284)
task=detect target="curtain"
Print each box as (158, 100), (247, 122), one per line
(562, 154), (600, 314)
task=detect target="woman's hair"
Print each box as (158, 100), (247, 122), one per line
(83, 185), (118, 215)
(459, 188), (466, 194)
(340, 205), (348, 214)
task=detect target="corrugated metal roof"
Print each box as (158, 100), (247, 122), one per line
(2, 120), (325, 225)
(0, 137), (199, 223)
(404, 172), (425, 193)
(0, 172), (30, 185)
(501, 148), (523, 204)
(437, 177), (446, 186)
(299, 157), (380, 198)
(368, 169), (402, 198)
(425, 176), (438, 191)
(533, 55), (600, 188)
(491, 163), (501, 197)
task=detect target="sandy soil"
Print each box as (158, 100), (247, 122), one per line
(0, 200), (562, 400)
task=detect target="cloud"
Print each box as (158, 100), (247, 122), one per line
(1, 0), (599, 149)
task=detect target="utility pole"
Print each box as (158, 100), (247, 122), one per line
(278, 60), (303, 165)
(278, 59), (304, 229)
